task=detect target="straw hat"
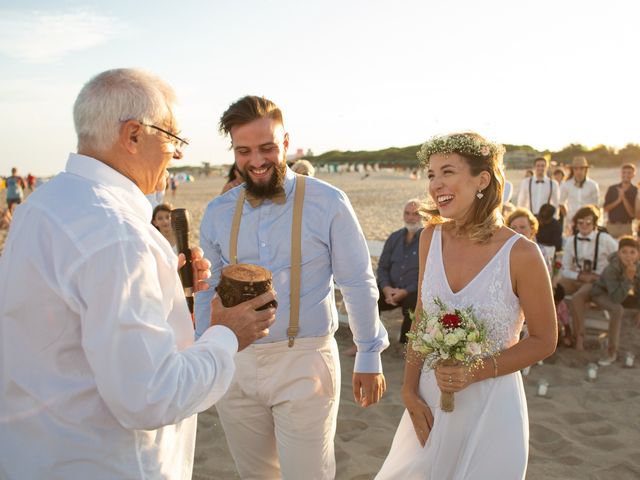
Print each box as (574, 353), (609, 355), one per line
(572, 156), (589, 168)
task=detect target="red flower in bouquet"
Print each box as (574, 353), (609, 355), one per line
(441, 313), (461, 329)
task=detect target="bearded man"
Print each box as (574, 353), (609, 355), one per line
(194, 95), (389, 479)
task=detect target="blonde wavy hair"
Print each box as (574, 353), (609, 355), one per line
(421, 132), (505, 243)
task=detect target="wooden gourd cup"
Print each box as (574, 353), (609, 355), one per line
(216, 264), (278, 310)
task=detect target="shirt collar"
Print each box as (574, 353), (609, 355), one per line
(65, 153), (153, 221)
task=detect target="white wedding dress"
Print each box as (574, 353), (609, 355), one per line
(377, 226), (528, 480)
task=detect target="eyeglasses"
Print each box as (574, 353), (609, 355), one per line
(141, 122), (189, 153)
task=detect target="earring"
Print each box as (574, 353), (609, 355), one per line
(476, 191), (484, 199)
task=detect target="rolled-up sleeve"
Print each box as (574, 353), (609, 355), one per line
(76, 240), (236, 431)
(329, 192), (389, 373)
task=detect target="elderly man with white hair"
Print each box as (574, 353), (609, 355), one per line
(0, 68), (275, 479)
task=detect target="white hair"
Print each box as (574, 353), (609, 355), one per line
(73, 68), (177, 152)
(291, 159), (315, 177)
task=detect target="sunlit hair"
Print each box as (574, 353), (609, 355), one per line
(406, 197), (429, 219)
(73, 68), (177, 153)
(618, 235), (639, 251)
(572, 204), (600, 227)
(622, 163), (636, 172)
(533, 157), (548, 167)
(507, 208), (539, 237)
(291, 159), (315, 177)
(422, 132), (505, 243)
(219, 95), (284, 137)
(151, 203), (172, 230)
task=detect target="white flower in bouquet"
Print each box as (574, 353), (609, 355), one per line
(407, 297), (496, 412)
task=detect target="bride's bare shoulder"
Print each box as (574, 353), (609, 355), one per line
(419, 222), (445, 247)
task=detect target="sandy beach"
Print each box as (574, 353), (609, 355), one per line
(2, 168), (639, 479)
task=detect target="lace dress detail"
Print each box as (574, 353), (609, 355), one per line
(377, 225), (529, 480)
(421, 225), (525, 352)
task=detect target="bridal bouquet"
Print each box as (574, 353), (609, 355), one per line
(407, 297), (493, 412)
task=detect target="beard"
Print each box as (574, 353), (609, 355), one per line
(242, 161), (287, 198)
(405, 221), (422, 233)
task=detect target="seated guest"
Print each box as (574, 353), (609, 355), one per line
(344, 198), (425, 355)
(507, 208), (538, 241)
(377, 198), (426, 344)
(558, 205), (618, 350)
(507, 208), (558, 275)
(590, 236), (640, 366)
(603, 163), (638, 239)
(536, 203), (563, 252)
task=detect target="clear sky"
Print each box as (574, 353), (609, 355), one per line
(1, 0), (638, 176)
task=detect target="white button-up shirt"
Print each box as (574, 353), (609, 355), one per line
(516, 176), (560, 215)
(560, 178), (600, 224)
(195, 167), (389, 373)
(0, 154), (238, 479)
(561, 230), (618, 280)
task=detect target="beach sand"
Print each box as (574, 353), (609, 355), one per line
(2, 168), (639, 479)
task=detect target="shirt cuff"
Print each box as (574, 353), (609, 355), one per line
(198, 325), (238, 356)
(354, 351), (383, 374)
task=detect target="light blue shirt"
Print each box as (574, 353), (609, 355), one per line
(195, 167), (389, 373)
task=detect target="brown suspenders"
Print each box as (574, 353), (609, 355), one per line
(229, 175), (305, 347)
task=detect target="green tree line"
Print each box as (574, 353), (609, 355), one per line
(307, 143), (640, 168)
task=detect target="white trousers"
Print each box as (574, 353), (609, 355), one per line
(216, 335), (341, 480)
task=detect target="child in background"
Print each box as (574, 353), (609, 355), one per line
(590, 236), (640, 365)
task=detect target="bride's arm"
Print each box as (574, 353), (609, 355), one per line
(468, 236), (558, 384)
(401, 226), (434, 446)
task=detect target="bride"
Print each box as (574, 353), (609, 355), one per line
(376, 133), (557, 479)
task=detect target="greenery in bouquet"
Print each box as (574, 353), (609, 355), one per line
(407, 297), (493, 370)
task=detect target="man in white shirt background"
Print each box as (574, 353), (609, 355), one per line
(559, 155), (600, 235)
(516, 156), (560, 216)
(0, 69), (276, 480)
(558, 205), (618, 351)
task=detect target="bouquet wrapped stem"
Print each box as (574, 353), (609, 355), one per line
(439, 359), (458, 412)
(407, 297), (493, 414)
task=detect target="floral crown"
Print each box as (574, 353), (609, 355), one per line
(416, 134), (505, 165)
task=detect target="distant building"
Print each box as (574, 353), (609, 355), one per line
(504, 150), (542, 169)
(286, 148), (305, 162)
